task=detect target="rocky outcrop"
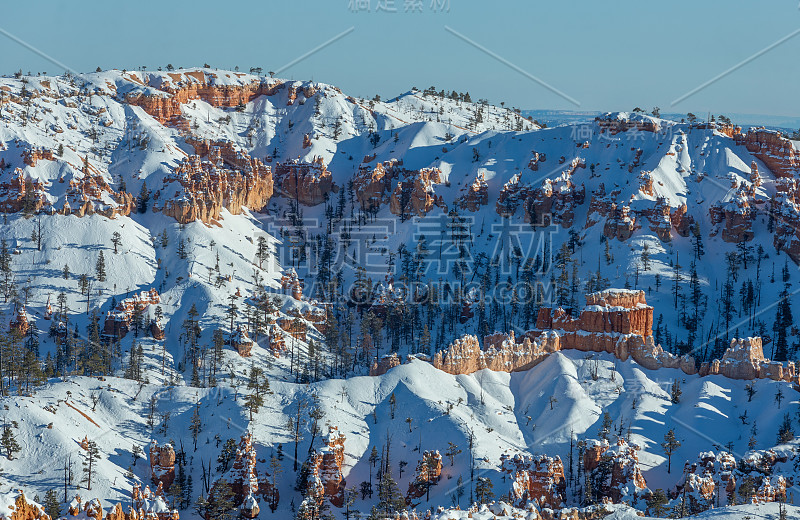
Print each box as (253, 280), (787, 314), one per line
(150, 321), (165, 340)
(770, 177), (800, 263)
(103, 289), (160, 340)
(678, 449), (788, 511)
(642, 197), (672, 241)
(8, 305), (29, 336)
(423, 290), (800, 385)
(156, 142), (273, 225)
(3, 492), (49, 520)
(679, 451), (737, 512)
(523, 158), (586, 227)
(501, 453), (566, 509)
(587, 185), (693, 243)
(602, 204), (637, 241)
(406, 450), (443, 502)
(699, 337), (797, 382)
(496, 173), (531, 217)
(352, 159), (445, 216)
(265, 325), (286, 357)
(566, 289), (651, 335)
(280, 268), (303, 300)
(709, 182), (759, 242)
(528, 151), (545, 171)
(669, 203), (693, 237)
(211, 432), (278, 513)
(583, 439), (648, 503)
(432, 331), (558, 375)
(228, 326), (254, 357)
(303, 426), (346, 507)
(692, 121), (741, 139)
(65, 496), (103, 520)
(273, 156), (334, 206)
(370, 353), (401, 376)
(353, 159), (403, 211)
(149, 441), (176, 489)
(390, 167), (444, 217)
(129, 484), (180, 520)
(0, 160), (135, 218)
(455, 172), (488, 211)
(123, 71), (281, 125)
(637, 169), (653, 195)
(735, 128), (800, 178)
(22, 147), (54, 167)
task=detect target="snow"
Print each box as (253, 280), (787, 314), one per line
(2, 68), (800, 518)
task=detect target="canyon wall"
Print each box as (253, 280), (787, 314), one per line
(155, 143), (273, 225)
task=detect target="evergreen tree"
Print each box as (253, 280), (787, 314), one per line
(375, 458), (405, 515)
(671, 379), (682, 403)
(474, 477), (494, 504)
(190, 403), (202, 451)
(203, 479), (235, 520)
(138, 181), (149, 213)
(81, 440), (100, 489)
(661, 429), (681, 473)
(43, 489), (61, 519)
(0, 425), (20, 460)
(256, 236), (269, 269)
(778, 413), (794, 443)
(646, 488), (669, 517)
(95, 252), (106, 282)
(598, 412), (612, 441)
(111, 231), (122, 254)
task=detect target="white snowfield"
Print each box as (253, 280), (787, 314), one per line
(1, 351), (798, 518)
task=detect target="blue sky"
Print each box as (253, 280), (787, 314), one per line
(1, 0), (799, 118)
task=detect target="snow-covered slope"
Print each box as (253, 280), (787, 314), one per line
(1, 68), (800, 519)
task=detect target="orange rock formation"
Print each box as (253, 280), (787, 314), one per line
(149, 440), (176, 489)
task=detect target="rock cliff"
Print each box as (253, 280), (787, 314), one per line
(735, 128), (800, 179)
(273, 156), (334, 206)
(155, 142), (273, 225)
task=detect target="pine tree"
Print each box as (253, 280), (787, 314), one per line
(111, 232), (122, 254)
(244, 365), (270, 420)
(81, 440), (100, 489)
(445, 442), (461, 466)
(646, 488), (669, 516)
(204, 479), (235, 520)
(95, 252), (106, 282)
(475, 477), (494, 504)
(661, 429), (681, 473)
(190, 403), (202, 451)
(0, 425), (20, 460)
(268, 453), (282, 512)
(42, 490), (61, 519)
(138, 181), (149, 213)
(375, 452), (405, 516)
(598, 412), (612, 441)
(778, 413), (794, 443)
(671, 379), (682, 403)
(256, 236), (269, 268)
